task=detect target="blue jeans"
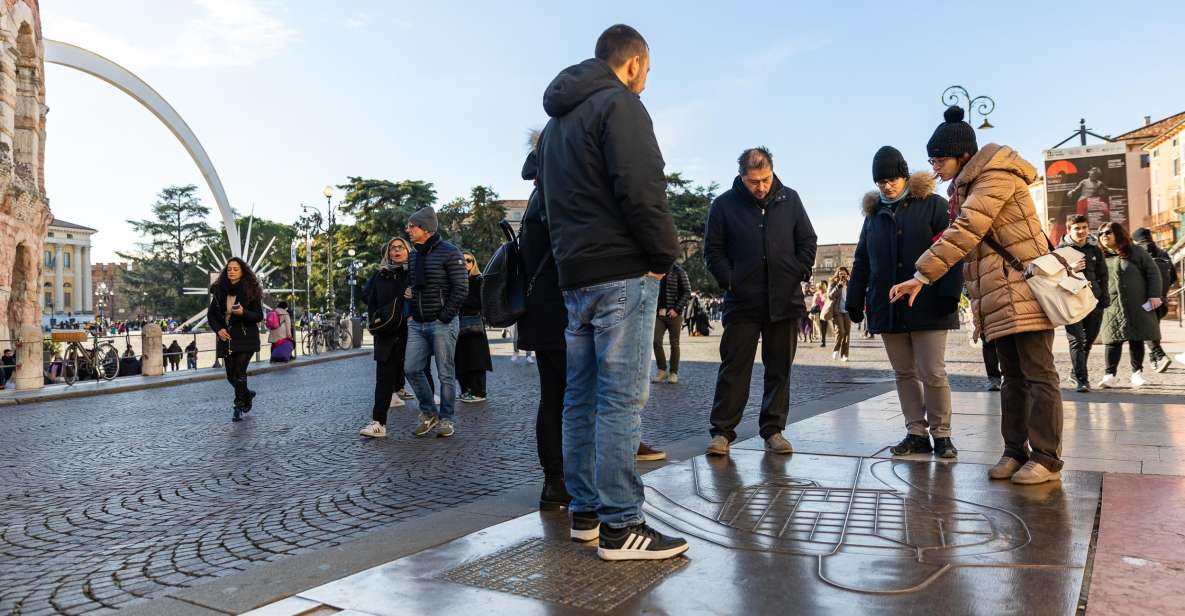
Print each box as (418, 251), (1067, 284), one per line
(404, 318), (459, 422)
(562, 275), (660, 529)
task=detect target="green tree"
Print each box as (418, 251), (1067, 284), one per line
(438, 185), (506, 265)
(336, 178), (437, 260)
(665, 172), (720, 295)
(118, 185), (219, 316)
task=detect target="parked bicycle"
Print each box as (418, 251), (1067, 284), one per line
(300, 313), (350, 355)
(52, 330), (119, 385)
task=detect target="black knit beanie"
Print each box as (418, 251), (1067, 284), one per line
(926, 106), (978, 159)
(872, 146), (909, 182)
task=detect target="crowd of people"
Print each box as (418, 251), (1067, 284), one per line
(188, 24), (1185, 565)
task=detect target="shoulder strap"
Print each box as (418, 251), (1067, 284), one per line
(982, 234), (1025, 273)
(525, 252), (553, 297)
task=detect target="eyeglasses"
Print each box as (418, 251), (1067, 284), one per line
(465, 259), (475, 264)
(875, 178), (902, 187)
(1099, 230), (1113, 236)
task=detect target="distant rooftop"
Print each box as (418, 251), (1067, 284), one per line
(1113, 110), (1185, 143)
(49, 217), (97, 233)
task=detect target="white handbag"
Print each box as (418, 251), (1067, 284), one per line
(984, 235), (1098, 327)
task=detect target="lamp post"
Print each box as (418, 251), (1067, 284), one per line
(94, 282), (113, 323)
(346, 248), (361, 317)
(941, 85), (996, 130)
(322, 185), (336, 313)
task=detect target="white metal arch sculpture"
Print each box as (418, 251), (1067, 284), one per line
(43, 39), (242, 255)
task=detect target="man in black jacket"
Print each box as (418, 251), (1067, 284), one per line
(653, 261), (691, 384)
(1059, 215), (1109, 391)
(704, 147), (817, 457)
(403, 206), (468, 438)
(1132, 227), (1178, 372)
(538, 24), (686, 562)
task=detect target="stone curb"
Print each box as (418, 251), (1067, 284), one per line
(0, 349), (370, 407)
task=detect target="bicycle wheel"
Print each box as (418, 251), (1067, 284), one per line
(94, 342), (120, 380)
(312, 333), (323, 355)
(63, 346), (82, 385)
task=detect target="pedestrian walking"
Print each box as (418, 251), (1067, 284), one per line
(1059, 215), (1109, 392)
(0, 348), (14, 389)
(1131, 227), (1177, 372)
(828, 267), (852, 361)
(208, 257), (264, 422)
(539, 24), (687, 560)
(359, 238), (412, 439)
(518, 146), (572, 510)
(1097, 223), (1163, 389)
(456, 252), (493, 403)
(185, 340), (198, 370)
(652, 261), (690, 384)
(891, 106), (1064, 485)
(704, 147), (818, 458)
(403, 207), (468, 438)
(847, 146), (963, 458)
(166, 340), (183, 371)
(813, 281), (830, 347)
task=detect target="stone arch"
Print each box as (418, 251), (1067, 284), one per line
(4, 241), (34, 342)
(13, 21), (43, 191)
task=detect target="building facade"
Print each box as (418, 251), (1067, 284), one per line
(41, 217), (95, 318)
(1143, 120), (1185, 248)
(0, 0), (49, 347)
(812, 243), (858, 283)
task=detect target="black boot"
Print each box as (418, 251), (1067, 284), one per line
(244, 390), (256, 413)
(540, 476), (572, 511)
(232, 406), (244, 422)
(933, 437), (958, 459)
(889, 434), (932, 456)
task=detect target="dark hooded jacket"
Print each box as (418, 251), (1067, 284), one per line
(846, 172), (962, 334)
(1131, 227), (1177, 317)
(517, 150), (567, 352)
(1056, 233), (1109, 308)
(539, 58), (679, 290)
(703, 174), (817, 324)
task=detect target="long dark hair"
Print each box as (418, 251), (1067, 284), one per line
(1099, 222), (1132, 258)
(212, 257), (262, 304)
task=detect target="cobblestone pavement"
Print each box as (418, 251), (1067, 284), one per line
(3, 325), (1185, 615)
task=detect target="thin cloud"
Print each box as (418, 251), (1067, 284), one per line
(43, 0), (297, 70)
(343, 12), (369, 30)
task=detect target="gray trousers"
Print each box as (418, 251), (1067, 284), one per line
(653, 314), (683, 373)
(881, 330), (952, 438)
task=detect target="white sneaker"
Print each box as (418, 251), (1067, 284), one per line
(397, 388), (415, 400)
(526, 353), (535, 364)
(1131, 371), (1146, 388)
(832, 351), (839, 360)
(841, 355), (849, 362)
(359, 421), (386, 438)
(390, 395), (405, 408)
(1097, 373), (1116, 389)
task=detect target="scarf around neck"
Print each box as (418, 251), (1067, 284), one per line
(413, 234), (441, 289)
(879, 187), (910, 205)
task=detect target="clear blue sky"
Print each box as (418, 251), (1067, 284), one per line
(43, 0), (1185, 262)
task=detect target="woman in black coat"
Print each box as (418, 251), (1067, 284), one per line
(518, 148), (571, 510)
(207, 257), (264, 422)
(359, 237), (412, 438)
(455, 252), (493, 402)
(846, 147), (963, 458)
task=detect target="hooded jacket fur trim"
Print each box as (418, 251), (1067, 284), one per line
(861, 171), (936, 217)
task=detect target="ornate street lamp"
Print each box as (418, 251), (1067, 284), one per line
(941, 85), (996, 130)
(322, 185), (336, 313)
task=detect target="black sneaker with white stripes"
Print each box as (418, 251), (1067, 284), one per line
(570, 510), (600, 543)
(597, 523), (689, 561)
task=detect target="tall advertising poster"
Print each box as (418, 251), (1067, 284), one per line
(1042, 142), (1128, 245)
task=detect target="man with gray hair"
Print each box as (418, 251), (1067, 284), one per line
(703, 147), (817, 457)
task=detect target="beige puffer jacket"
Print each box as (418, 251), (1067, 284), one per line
(914, 143), (1052, 342)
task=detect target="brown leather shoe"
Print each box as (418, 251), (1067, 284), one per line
(706, 435), (730, 456)
(636, 442), (667, 461)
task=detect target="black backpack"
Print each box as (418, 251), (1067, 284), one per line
(481, 220), (552, 328)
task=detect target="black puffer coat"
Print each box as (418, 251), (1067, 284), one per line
(364, 264), (409, 363)
(703, 174), (817, 324)
(207, 281), (263, 357)
(407, 234), (468, 323)
(847, 172), (963, 334)
(1057, 234), (1109, 308)
(658, 262), (691, 313)
(517, 151), (566, 352)
(455, 274), (492, 372)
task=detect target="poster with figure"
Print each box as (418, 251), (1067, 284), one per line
(1042, 143), (1128, 245)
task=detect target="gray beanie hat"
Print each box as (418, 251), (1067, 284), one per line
(408, 207), (439, 233)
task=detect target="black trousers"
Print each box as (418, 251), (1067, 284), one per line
(709, 318), (797, 441)
(1105, 341), (1145, 374)
(1065, 308), (1103, 383)
(224, 351), (253, 408)
(373, 337), (407, 425)
(534, 349), (566, 478)
(982, 338), (1001, 379)
(458, 370), (487, 397)
(995, 329), (1063, 472)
